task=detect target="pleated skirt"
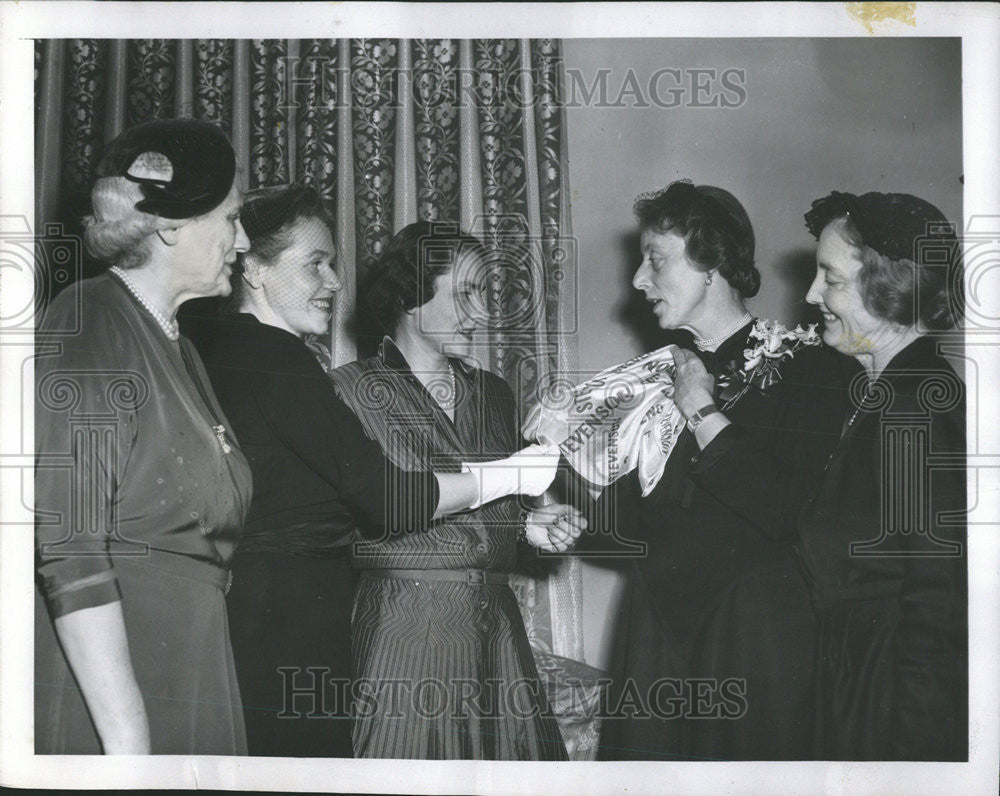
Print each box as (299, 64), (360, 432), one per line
(35, 551), (246, 755)
(351, 573), (568, 760)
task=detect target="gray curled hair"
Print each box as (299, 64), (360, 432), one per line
(83, 170), (181, 269)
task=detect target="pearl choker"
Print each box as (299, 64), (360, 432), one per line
(110, 266), (180, 341)
(694, 312), (753, 352)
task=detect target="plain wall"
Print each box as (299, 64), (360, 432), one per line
(562, 38), (963, 671)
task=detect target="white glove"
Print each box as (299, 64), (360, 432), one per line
(463, 443), (561, 509)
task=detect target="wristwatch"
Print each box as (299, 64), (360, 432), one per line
(687, 403), (721, 432)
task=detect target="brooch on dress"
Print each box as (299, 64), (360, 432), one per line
(716, 319), (821, 410)
(212, 424), (232, 455)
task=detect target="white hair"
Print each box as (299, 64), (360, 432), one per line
(82, 176), (182, 269)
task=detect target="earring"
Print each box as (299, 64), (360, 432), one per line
(240, 259), (260, 289)
(705, 271), (715, 286)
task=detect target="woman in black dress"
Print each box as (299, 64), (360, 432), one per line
(187, 185), (568, 757)
(797, 191), (966, 760)
(597, 180), (853, 761)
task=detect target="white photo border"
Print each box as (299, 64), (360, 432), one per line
(1, 2), (998, 793)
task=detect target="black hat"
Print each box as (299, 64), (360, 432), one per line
(96, 118), (236, 220)
(240, 183), (319, 243)
(804, 191), (957, 262)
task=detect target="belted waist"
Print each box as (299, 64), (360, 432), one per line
(361, 568), (509, 585)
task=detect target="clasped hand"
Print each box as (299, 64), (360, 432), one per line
(524, 503), (588, 552)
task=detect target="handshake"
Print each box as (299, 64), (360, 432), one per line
(462, 443), (587, 552)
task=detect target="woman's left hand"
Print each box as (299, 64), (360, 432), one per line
(669, 346), (716, 420)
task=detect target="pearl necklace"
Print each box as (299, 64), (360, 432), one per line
(819, 378), (877, 477)
(694, 312), (753, 352)
(109, 266), (180, 341)
(842, 378), (876, 436)
(437, 363), (457, 410)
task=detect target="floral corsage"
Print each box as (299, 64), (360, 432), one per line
(716, 319), (821, 410)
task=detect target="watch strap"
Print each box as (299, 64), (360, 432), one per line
(688, 403), (721, 431)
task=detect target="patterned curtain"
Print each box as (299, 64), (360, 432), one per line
(35, 38), (601, 758)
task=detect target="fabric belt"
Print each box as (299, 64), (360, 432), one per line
(361, 568), (509, 585)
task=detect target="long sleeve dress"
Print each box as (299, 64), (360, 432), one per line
(188, 313), (440, 758)
(595, 322), (855, 761)
(35, 273), (253, 755)
(330, 338), (568, 761)
(797, 335), (967, 760)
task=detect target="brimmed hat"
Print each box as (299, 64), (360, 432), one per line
(96, 118), (236, 220)
(804, 191), (957, 262)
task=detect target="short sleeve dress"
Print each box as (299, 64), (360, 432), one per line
(34, 272), (253, 755)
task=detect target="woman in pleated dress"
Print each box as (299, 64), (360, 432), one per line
(331, 221), (580, 759)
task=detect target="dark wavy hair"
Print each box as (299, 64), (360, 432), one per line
(363, 221), (487, 335)
(805, 195), (962, 331)
(230, 183), (335, 305)
(633, 180), (760, 298)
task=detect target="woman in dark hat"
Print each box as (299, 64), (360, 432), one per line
(186, 186), (578, 757)
(596, 180), (853, 761)
(34, 118), (253, 754)
(798, 191), (967, 760)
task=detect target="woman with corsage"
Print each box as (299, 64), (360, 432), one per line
(187, 190), (572, 757)
(35, 119), (253, 754)
(597, 180), (854, 761)
(330, 221), (582, 760)
(798, 191), (966, 760)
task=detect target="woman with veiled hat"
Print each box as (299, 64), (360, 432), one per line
(34, 118), (253, 754)
(185, 186), (575, 757)
(798, 191), (967, 760)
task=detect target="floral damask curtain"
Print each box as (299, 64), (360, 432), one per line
(34, 39), (592, 724)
